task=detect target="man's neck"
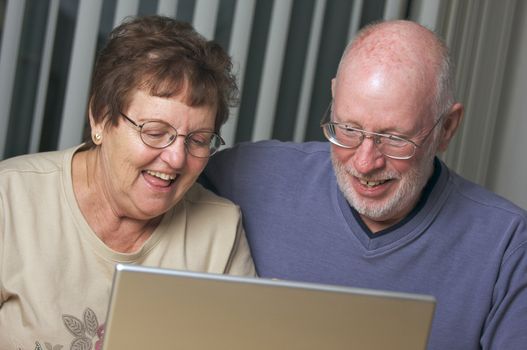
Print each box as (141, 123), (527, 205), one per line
(360, 213), (410, 234)
(353, 157), (442, 235)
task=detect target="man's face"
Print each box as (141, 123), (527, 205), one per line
(331, 64), (440, 228)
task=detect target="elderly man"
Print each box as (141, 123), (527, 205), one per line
(202, 20), (527, 349)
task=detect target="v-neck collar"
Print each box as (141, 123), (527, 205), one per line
(335, 158), (450, 252)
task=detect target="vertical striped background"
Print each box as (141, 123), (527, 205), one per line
(0, 0), (419, 160)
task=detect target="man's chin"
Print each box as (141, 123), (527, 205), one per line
(347, 190), (410, 220)
(352, 202), (393, 221)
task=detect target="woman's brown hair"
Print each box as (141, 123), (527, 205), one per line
(87, 15), (238, 148)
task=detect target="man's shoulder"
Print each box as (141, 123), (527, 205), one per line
(215, 140), (332, 176)
(446, 166), (527, 218)
(219, 140), (330, 163)
(233, 140), (329, 153)
(203, 140), (334, 195)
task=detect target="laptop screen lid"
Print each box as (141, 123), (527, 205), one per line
(102, 264), (435, 350)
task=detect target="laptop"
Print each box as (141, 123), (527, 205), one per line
(102, 264), (435, 350)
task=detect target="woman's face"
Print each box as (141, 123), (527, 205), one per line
(91, 89), (215, 220)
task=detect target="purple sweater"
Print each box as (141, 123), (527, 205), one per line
(203, 140), (527, 350)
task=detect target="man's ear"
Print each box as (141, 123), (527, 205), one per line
(437, 102), (464, 152)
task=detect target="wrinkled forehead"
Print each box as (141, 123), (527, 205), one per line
(334, 49), (438, 118)
(332, 67), (436, 132)
(336, 61), (433, 102)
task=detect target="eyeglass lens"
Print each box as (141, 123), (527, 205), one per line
(320, 105), (418, 159)
(140, 121), (222, 158)
(323, 123), (416, 159)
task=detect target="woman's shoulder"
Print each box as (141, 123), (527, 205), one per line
(184, 182), (239, 209)
(208, 140), (331, 176)
(176, 183), (242, 243)
(0, 148), (74, 175)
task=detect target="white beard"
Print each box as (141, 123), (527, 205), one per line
(332, 149), (436, 221)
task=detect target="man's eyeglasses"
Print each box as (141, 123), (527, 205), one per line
(320, 103), (443, 160)
(120, 112), (225, 158)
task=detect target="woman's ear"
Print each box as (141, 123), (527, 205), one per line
(437, 103), (464, 152)
(89, 104), (106, 145)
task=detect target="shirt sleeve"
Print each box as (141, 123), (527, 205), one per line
(481, 218), (527, 349)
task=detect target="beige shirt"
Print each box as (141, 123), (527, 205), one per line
(0, 147), (255, 350)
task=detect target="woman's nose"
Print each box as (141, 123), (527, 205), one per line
(160, 136), (187, 169)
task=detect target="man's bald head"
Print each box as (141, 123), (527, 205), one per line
(335, 20), (454, 119)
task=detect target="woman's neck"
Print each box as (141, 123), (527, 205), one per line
(71, 148), (161, 253)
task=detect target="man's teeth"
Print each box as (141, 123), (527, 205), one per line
(146, 170), (176, 181)
(359, 179), (387, 187)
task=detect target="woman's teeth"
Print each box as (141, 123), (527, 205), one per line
(146, 170), (176, 182)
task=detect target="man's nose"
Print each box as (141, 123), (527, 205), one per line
(352, 136), (385, 174)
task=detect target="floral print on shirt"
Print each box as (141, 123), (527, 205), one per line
(33, 308), (105, 350)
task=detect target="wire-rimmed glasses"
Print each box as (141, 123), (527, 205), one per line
(320, 103), (443, 160)
(120, 112), (225, 158)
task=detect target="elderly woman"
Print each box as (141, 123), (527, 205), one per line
(0, 15), (255, 349)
